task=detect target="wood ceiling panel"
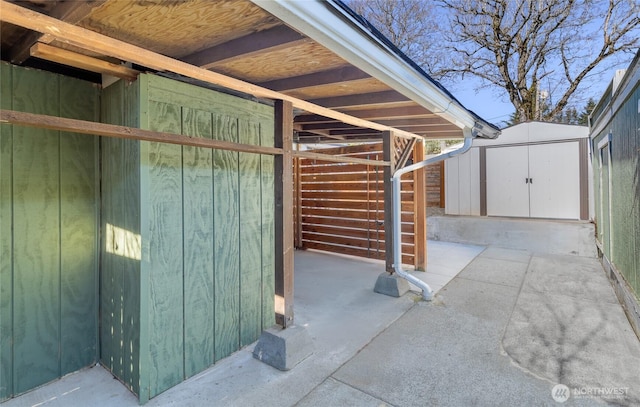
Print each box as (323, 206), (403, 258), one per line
(79, 0), (280, 58)
(284, 77), (392, 100)
(210, 41), (346, 83)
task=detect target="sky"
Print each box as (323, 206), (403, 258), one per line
(448, 83), (514, 128)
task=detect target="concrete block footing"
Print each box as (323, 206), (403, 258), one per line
(374, 272), (410, 297)
(253, 325), (313, 371)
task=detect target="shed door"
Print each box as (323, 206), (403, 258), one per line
(528, 142), (580, 219)
(486, 145), (530, 217)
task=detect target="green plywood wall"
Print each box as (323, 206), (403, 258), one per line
(0, 62), (99, 401)
(101, 74), (276, 402)
(592, 82), (640, 301)
(100, 79), (142, 395)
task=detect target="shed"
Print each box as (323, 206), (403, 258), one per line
(589, 51), (640, 338)
(0, 0), (499, 403)
(445, 121), (591, 220)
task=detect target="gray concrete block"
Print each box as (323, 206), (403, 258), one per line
(374, 272), (410, 297)
(253, 325), (313, 371)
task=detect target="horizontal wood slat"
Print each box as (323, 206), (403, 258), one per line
(296, 142), (417, 265)
(301, 215), (414, 233)
(302, 224), (414, 244)
(302, 242), (414, 265)
(301, 191), (413, 201)
(301, 181), (414, 191)
(302, 143), (382, 156)
(300, 207), (414, 223)
(301, 199), (414, 211)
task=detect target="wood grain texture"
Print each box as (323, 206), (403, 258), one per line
(182, 108), (215, 377)
(261, 120), (275, 329)
(213, 114), (241, 360)
(0, 62), (13, 401)
(298, 140), (417, 265)
(146, 101), (184, 397)
(239, 119), (263, 346)
(58, 75), (100, 375)
(100, 81), (126, 381)
(121, 81), (142, 395)
(11, 66), (61, 394)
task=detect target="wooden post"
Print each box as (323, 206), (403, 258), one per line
(382, 131), (395, 273)
(294, 145), (303, 248)
(274, 100), (294, 328)
(413, 141), (427, 271)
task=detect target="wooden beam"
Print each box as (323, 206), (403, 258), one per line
(308, 90), (409, 109)
(182, 25), (307, 69)
(0, 109), (282, 155)
(9, 0), (106, 64)
(30, 43), (139, 81)
(342, 105), (439, 121)
(382, 131), (395, 273)
(274, 100), (295, 328)
(0, 1), (422, 140)
(293, 124), (346, 140)
(293, 150), (390, 166)
(258, 66), (370, 91)
(294, 147), (303, 249)
(375, 117), (452, 127)
(413, 141), (427, 271)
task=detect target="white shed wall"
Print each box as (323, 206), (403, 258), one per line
(445, 122), (591, 220)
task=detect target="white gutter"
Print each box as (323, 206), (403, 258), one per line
(251, 0), (499, 139)
(392, 131), (474, 300)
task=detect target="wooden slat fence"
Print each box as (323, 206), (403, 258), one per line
(295, 142), (416, 265)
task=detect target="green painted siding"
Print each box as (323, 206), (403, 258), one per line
(0, 61), (14, 402)
(0, 62), (99, 401)
(592, 82), (640, 300)
(100, 79), (142, 395)
(101, 74), (275, 402)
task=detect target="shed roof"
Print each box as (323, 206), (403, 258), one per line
(0, 0), (500, 143)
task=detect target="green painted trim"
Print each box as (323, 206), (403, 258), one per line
(0, 62), (14, 402)
(137, 74), (151, 404)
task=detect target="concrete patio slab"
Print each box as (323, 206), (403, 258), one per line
(503, 252), (640, 405)
(4, 221), (639, 407)
(456, 256), (529, 288)
(428, 216), (597, 258)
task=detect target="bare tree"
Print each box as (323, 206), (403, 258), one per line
(346, 0), (639, 123)
(347, 0), (447, 77)
(439, 0), (640, 122)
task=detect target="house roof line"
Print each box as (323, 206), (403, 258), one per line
(0, 0), (421, 141)
(252, 0), (500, 139)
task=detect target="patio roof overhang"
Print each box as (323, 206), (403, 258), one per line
(0, 0), (499, 144)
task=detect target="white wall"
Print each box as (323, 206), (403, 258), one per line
(445, 147), (480, 215)
(445, 122), (591, 219)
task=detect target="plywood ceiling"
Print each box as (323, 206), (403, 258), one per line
(0, 0), (468, 142)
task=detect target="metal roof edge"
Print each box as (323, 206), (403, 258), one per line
(590, 49), (640, 137)
(251, 0), (500, 139)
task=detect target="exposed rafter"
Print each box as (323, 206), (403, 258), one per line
(0, 1), (423, 141)
(308, 90), (409, 109)
(258, 66), (369, 91)
(182, 25), (307, 69)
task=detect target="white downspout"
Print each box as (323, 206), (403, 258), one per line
(391, 129), (475, 300)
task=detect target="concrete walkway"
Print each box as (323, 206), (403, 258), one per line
(5, 219), (640, 406)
